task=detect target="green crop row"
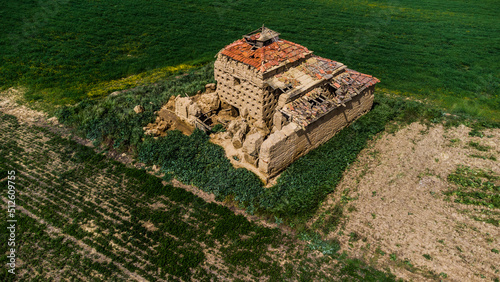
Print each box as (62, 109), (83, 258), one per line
(0, 210), (124, 281)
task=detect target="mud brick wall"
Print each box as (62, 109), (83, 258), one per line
(262, 89), (280, 125)
(214, 54), (268, 121)
(214, 53), (304, 124)
(258, 86), (375, 176)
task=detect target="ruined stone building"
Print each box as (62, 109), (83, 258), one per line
(156, 26), (379, 180)
(214, 26), (379, 176)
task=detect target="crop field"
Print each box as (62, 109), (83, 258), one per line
(0, 112), (398, 280)
(1, 0), (499, 119)
(446, 165), (500, 225)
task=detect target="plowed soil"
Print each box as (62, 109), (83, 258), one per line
(312, 122), (500, 281)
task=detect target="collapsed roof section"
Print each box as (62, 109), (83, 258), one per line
(280, 69), (380, 129)
(265, 56), (346, 100)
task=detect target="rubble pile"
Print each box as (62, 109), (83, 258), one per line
(143, 83), (233, 137)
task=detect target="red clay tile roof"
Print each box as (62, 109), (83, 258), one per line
(346, 69), (380, 88)
(302, 56), (344, 80)
(328, 69), (379, 98)
(220, 35), (311, 72)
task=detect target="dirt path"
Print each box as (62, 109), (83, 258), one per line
(313, 122), (500, 281)
(0, 88), (48, 125)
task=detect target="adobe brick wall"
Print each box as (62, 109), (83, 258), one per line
(214, 54), (267, 121)
(258, 86), (375, 176)
(214, 54), (303, 124)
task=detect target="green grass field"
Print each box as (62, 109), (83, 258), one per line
(1, 0), (499, 119)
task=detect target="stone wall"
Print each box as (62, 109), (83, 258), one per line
(258, 86), (375, 176)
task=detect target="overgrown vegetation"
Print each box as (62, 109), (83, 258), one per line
(1, 0), (499, 119)
(446, 165), (500, 209)
(0, 112), (397, 280)
(132, 89), (448, 221)
(57, 64), (215, 150)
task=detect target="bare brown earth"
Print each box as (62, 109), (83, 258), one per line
(311, 122), (500, 281)
(0, 88), (48, 125)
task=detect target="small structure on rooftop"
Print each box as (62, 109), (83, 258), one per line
(147, 26), (379, 181)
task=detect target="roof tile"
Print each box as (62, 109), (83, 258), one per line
(220, 37), (310, 72)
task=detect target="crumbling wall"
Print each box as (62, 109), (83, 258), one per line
(262, 89), (280, 125)
(214, 53), (313, 125)
(214, 54), (266, 121)
(258, 86), (375, 176)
